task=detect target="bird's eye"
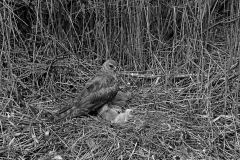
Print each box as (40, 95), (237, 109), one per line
(109, 64), (115, 69)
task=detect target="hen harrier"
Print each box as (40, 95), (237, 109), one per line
(55, 59), (119, 121)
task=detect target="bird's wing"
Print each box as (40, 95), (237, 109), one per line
(55, 73), (119, 121)
(112, 91), (131, 102)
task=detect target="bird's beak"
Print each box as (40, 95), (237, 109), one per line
(115, 67), (119, 73)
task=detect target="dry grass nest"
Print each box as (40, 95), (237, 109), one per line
(1, 58), (240, 160)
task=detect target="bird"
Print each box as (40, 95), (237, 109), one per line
(97, 103), (121, 122)
(54, 59), (119, 121)
(109, 91), (131, 107)
(112, 109), (133, 124)
(98, 91), (132, 122)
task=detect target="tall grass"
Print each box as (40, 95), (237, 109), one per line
(0, 0), (240, 159)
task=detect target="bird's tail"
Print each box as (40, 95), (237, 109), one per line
(54, 106), (76, 122)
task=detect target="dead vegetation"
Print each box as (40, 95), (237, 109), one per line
(0, 0), (240, 159)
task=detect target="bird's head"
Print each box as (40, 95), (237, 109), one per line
(101, 59), (118, 73)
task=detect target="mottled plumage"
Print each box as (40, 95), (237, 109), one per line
(55, 60), (119, 121)
(109, 91), (131, 107)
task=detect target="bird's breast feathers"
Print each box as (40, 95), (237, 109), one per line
(72, 73), (119, 114)
(85, 73), (119, 102)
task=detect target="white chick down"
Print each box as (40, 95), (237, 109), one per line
(112, 109), (133, 124)
(98, 104), (119, 121)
